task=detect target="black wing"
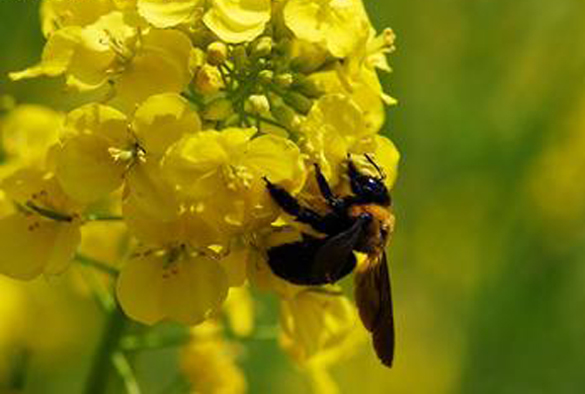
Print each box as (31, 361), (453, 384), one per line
(354, 251), (395, 367)
(267, 216), (369, 285)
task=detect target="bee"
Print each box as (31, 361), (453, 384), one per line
(263, 155), (396, 367)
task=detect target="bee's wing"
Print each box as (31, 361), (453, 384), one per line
(312, 215), (370, 282)
(267, 216), (368, 285)
(354, 251), (395, 367)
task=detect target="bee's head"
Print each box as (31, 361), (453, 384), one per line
(347, 155), (391, 206)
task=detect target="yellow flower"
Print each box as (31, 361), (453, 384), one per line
(309, 69), (385, 133)
(180, 322), (247, 394)
(40, 0), (116, 37)
(283, 0), (366, 57)
(54, 94), (198, 219)
(117, 199), (232, 325)
(10, 12), (194, 106)
(338, 26), (397, 105)
(122, 198), (226, 250)
(0, 169), (82, 280)
(279, 288), (359, 363)
(203, 0), (271, 43)
(113, 27), (195, 106)
(299, 94), (400, 190)
(194, 64), (225, 95)
(137, 0), (204, 28)
(163, 127), (306, 233)
(116, 248), (229, 325)
(300, 94), (373, 184)
(54, 104), (128, 202)
(223, 285), (254, 337)
(1, 104), (64, 168)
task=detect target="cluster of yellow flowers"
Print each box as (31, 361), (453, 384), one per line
(2, 0), (398, 390)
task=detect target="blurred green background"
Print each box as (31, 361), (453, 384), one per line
(2, 0), (585, 393)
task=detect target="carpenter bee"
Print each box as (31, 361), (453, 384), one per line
(263, 155), (396, 367)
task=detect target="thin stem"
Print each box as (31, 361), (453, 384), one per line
(85, 214), (124, 222)
(242, 111), (291, 133)
(75, 254), (119, 277)
(112, 351), (142, 394)
(78, 266), (115, 313)
(84, 304), (128, 394)
(181, 92), (204, 108)
(120, 330), (192, 352)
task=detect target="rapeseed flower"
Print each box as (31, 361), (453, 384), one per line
(54, 93), (197, 218)
(0, 169), (82, 280)
(11, 12), (194, 106)
(180, 322), (247, 394)
(4, 0), (399, 390)
(204, 0), (271, 44)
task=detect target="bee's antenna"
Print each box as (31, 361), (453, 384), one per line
(364, 154), (385, 180)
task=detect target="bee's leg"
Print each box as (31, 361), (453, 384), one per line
(313, 163), (345, 213)
(263, 177), (332, 233)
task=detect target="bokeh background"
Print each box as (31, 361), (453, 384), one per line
(2, 0), (585, 393)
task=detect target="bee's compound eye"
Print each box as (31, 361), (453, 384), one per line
(362, 177), (383, 194)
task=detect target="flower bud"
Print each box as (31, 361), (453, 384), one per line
(245, 95), (270, 115)
(382, 28), (396, 48)
(289, 40), (328, 74)
(206, 42), (228, 66)
(292, 75), (322, 98)
(251, 36), (273, 58)
(194, 65), (224, 95)
(258, 70), (274, 84)
(232, 45), (248, 71)
(274, 73), (293, 89)
(271, 104), (302, 132)
(283, 92), (313, 115)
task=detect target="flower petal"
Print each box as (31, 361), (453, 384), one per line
(133, 93), (201, 156)
(115, 29), (194, 105)
(116, 253), (165, 325)
(55, 133), (125, 203)
(125, 162), (179, 222)
(64, 103), (129, 146)
(9, 27), (80, 81)
(203, 0), (270, 43)
(0, 214), (78, 280)
(137, 0), (204, 28)
(45, 221), (82, 275)
(162, 254), (229, 325)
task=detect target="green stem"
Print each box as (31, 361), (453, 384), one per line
(242, 111), (291, 133)
(112, 351), (141, 394)
(84, 304), (128, 394)
(75, 254), (119, 277)
(181, 92), (204, 108)
(85, 214), (124, 222)
(120, 330), (192, 352)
